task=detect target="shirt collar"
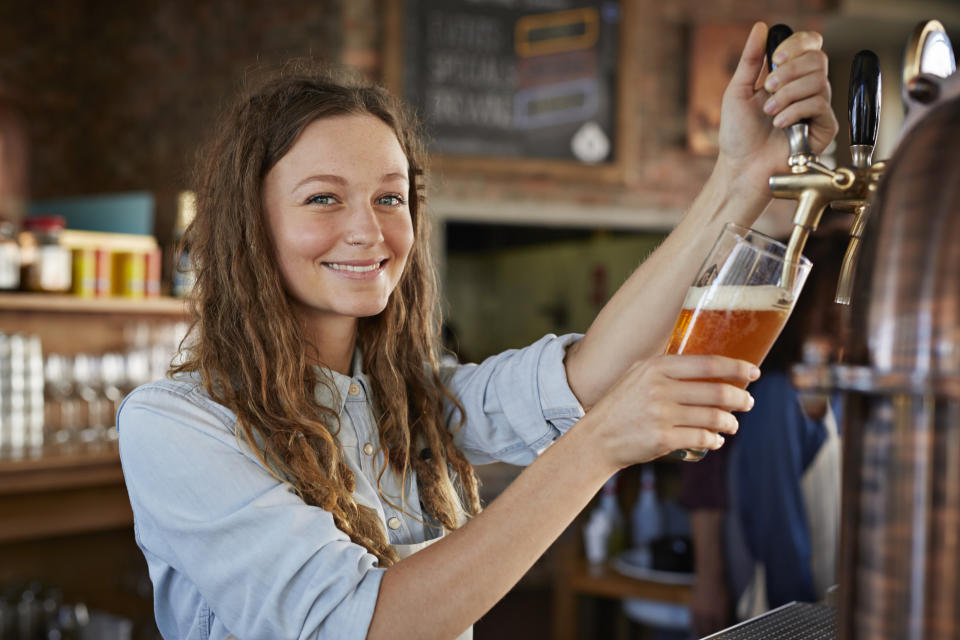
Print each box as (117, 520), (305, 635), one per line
(313, 347), (366, 414)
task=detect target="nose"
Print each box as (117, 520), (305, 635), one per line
(343, 202), (384, 247)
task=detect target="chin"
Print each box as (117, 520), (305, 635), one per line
(342, 299), (391, 319)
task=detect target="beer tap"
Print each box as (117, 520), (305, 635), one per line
(765, 25), (883, 302)
(831, 50), (884, 305)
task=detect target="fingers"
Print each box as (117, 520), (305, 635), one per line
(762, 48), (830, 120)
(770, 30), (824, 69)
(673, 406), (740, 435)
(771, 95), (834, 129)
(656, 354), (761, 386)
(761, 32), (836, 141)
(763, 50), (829, 103)
(729, 22), (769, 94)
(670, 425), (728, 451)
(672, 380), (755, 413)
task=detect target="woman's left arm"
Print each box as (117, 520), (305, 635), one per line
(565, 22), (838, 408)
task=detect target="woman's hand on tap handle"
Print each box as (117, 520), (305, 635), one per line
(716, 22), (839, 202)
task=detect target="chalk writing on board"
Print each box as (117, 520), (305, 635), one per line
(405, 0), (619, 163)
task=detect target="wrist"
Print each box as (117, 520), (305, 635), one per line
(563, 411), (621, 480)
(712, 153), (772, 218)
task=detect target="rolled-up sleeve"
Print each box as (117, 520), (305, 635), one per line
(118, 383), (385, 640)
(440, 333), (585, 466)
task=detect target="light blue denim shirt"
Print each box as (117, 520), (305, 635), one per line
(118, 333), (585, 640)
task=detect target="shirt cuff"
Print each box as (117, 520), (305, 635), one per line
(537, 333), (586, 434)
(319, 566), (386, 640)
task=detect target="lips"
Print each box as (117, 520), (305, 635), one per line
(322, 259), (387, 278)
(325, 261), (383, 273)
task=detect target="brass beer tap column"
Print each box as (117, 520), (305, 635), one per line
(765, 26), (883, 300)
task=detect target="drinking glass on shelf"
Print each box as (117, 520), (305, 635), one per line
(99, 352), (127, 441)
(123, 349), (152, 394)
(71, 354), (101, 444)
(43, 353), (75, 445)
(664, 223), (812, 461)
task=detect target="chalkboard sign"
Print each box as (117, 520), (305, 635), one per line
(396, 0), (627, 177)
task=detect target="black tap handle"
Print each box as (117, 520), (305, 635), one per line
(767, 24), (794, 72)
(848, 50), (881, 147)
(766, 24), (811, 131)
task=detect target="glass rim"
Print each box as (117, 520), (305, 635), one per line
(721, 222), (813, 269)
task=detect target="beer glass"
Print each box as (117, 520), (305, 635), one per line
(666, 223), (812, 461)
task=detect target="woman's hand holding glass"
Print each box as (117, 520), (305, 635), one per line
(582, 354), (758, 471)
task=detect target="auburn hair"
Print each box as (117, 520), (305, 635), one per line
(171, 61), (481, 566)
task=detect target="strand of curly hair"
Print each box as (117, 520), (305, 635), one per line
(170, 62), (482, 567)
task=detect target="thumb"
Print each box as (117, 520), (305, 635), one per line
(729, 22), (769, 94)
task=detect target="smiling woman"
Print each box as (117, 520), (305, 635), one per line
(262, 114), (415, 367)
(114, 25), (837, 639)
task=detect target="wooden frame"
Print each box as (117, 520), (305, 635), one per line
(380, 0), (640, 184)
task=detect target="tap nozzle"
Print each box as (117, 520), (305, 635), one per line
(835, 203), (870, 305)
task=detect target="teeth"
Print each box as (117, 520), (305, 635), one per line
(327, 262), (381, 273)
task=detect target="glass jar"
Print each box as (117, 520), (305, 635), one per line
(0, 218), (20, 290)
(22, 215), (71, 292)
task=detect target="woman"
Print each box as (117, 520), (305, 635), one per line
(118, 22), (836, 639)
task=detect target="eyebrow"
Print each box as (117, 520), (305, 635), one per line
(294, 172), (408, 189)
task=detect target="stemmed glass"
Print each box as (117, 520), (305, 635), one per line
(70, 354), (101, 444)
(43, 354), (75, 446)
(99, 353), (126, 441)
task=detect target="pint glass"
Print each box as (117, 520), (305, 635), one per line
(665, 223), (812, 461)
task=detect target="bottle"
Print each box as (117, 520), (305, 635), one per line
(630, 464), (663, 567)
(22, 216), (71, 293)
(583, 474), (626, 564)
(0, 218), (20, 290)
(171, 190), (196, 298)
(601, 475), (627, 557)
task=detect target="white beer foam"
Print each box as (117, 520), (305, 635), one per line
(682, 284), (794, 311)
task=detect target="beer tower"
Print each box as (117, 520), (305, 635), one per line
(829, 21), (960, 640)
(763, 24), (884, 300)
(703, 21), (958, 640)
(770, 20), (959, 640)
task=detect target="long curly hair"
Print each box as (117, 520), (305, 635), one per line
(171, 62), (481, 566)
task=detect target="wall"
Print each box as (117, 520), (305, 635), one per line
(0, 0), (344, 248)
(0, 0), (845, 240)
(2, 0), (956, 273)
(393, 0), (838, 232)
(445, 230), (666, 360)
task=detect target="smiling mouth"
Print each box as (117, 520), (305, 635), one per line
(323, 260), (386, 274)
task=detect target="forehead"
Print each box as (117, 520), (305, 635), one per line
(277, 113), (408, 179)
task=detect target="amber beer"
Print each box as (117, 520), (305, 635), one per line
(664, 284), (793, 375)
(667, 223), (811, 461)
(666, 284), (796, 462)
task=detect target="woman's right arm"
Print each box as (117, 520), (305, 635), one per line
(368, 354), (757, 640)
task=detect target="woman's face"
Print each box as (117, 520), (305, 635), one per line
(262, 113), (415, 326)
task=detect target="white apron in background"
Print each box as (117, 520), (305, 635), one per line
(392, 537), (474, 640)
(732, 401), (842, 620)
(800, 401), (841, 600)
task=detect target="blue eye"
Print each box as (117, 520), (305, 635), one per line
(376, 194), (406, 207)
(306, 194), (338, 206)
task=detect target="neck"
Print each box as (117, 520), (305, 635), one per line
(299, 309), (358, 375)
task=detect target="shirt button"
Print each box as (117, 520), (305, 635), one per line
(348, 383), (360, 396)
(387, 517), (401, 530)
(363, 443), (374, 455)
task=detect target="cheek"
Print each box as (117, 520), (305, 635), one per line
(387, 216), (415, 265)
(275, 220), (339, 261)
(270, 221), (340, 290)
